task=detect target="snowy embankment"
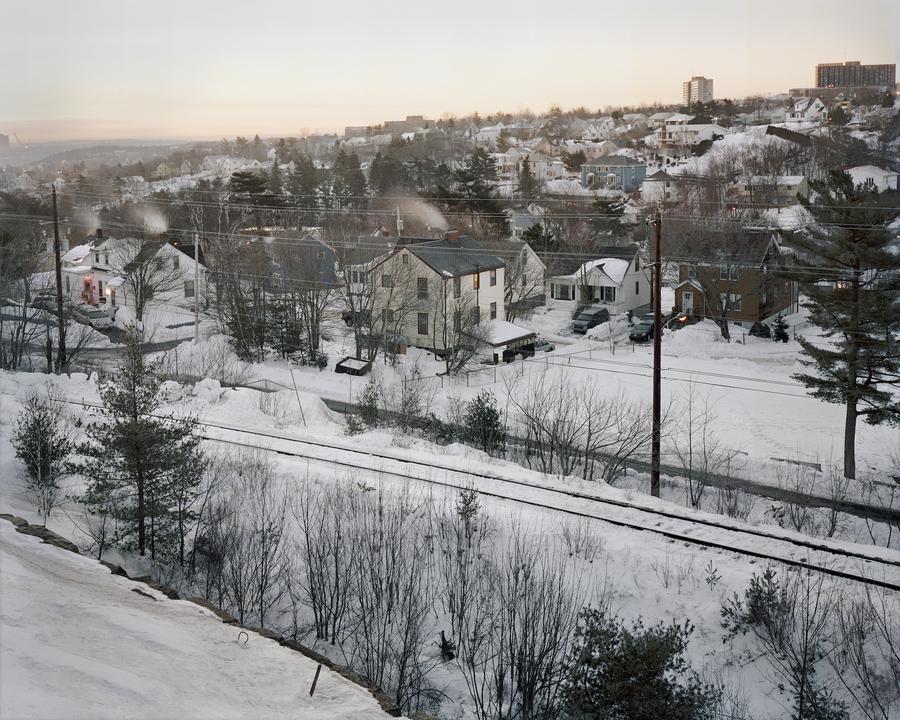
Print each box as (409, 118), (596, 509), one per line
(0, 519), (388, 720)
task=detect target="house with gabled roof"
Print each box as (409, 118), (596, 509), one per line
(545, 244), (649, 315)
(61, 229), (208, 313)
(345, 231), (517, 354)
(673, 230), (798, 326)
(580, 157), (647, 193)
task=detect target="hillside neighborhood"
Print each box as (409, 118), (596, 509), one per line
(2, 30), (900, 720)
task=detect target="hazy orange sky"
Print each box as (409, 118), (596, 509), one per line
(3, 0), (898, 142)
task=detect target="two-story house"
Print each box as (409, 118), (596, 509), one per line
(345, 231), (528, 358)
(673, 231), (798, 326)
(580, 157), (647, 193)
(61, 229), (207, 314)
(787, 97), (827, 124)
(545, 245), (650, 315)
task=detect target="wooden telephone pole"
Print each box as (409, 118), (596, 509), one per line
(651, 205), (662, 497)
(51, 185), (66, 371)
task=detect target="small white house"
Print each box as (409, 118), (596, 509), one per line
(787, 97), (827, 124)
(545, 246), (650, 315)
(846, 165), (899, 192)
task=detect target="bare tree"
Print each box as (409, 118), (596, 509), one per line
(670, 384), (741, 508)
(110, 236), (184, 323)
(11, 392), (73, 524)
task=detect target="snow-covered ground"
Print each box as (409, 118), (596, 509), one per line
(158, 306), (897, 491)
(0, 519), (388, 719)
(1, 369), (896, 719)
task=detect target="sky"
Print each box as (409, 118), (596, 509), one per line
(2, 0), (898, 142)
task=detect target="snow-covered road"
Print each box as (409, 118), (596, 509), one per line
(0, 520), (388, 720)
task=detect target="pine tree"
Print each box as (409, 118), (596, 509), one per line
(462, 390), (506, 456)
(788, 170), (900, 479)
(71, 333), (206, 559)
(268, 160), (283, 195)
(516, 156), (540, 198)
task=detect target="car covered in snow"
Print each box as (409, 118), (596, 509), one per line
(73, 304), (113, 329)
(572, 307), (610, 334)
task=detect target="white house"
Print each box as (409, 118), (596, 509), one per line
(351, 232), (510, 354)
(846, 165), (899, 192)
(641, 170), (681, 204)
(655, 124), (728, 150)
(545, 245), (650, 315)
(787, 97), (827, 124)
(62, 230), (207, 315)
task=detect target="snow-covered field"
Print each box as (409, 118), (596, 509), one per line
(1, 368), (896, 719)
(0, 520), (387, 720)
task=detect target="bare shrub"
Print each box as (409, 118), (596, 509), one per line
(561, 517), (605, 562)
(715, 485), (754, 520)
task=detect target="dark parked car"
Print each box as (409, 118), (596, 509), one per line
(341, 309), (371, 327)
(572, 307), (610, 334)
(629, 316), (657, 343)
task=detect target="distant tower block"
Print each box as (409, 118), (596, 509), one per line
(682, 76), (714, 107)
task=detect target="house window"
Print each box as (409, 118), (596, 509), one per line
(65, 275), (70, 293)
(98, 280), (104, 301)
(382, 274), (393, 288)
(382, 308), (395, 323)
(417, 312), (428, 335)
(635, 281), (640, 295)
(417, 277), (428, 299)
(720, 265), (739, 281)
(634, 257), (640, 271)
(490, 302), (497, 319)
(402, 253), (409, 265)
(473, 273), (480, 290)
(184, 280), (195, 298)
(95, 253), (100, 264)
(599, 286), (616, 303)
(490, 269), (497, 286)
(453, 277), (461, 298)
(173, 255), (179, 270)
(720, 293), (742, 312)
(472, 306), (481, 324)
(104, 253), (109, 265)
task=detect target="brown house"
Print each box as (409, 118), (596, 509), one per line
(673, 231), (798, 327)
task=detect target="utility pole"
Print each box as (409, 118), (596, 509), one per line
(51, 184), (66, 371)
(651, 204), (662, 497)
(193, 233), (200, 342)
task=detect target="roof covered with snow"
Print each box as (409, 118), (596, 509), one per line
(476, 319), (536, 347)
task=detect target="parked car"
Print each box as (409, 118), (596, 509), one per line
(749, 321), (772, 339)
(572, 307), (610, 334)
(667, 312), (689, 330)
(74, 305), (113, 329)
(533, 337), (555, 352)
(341, 309), (371, 327)
(629, 316), (657, 343)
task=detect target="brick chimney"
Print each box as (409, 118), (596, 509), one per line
(445, 229), (460, 243)
(96, 228), (103, 240)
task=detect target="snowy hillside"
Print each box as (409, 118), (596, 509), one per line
(0, 519), (389, 720)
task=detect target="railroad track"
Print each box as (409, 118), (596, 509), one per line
(194, 418), (900, 593)
(59, 398), (900, 591)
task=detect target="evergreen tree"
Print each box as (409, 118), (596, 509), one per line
(369, 152), (413, 195)
(788, 170), (900, 479)
(516, 156), (540, 198)
(230, 170), (268, 198)
(268, 160), (283, 195)
(462, 390), (506, 456)
(773, 315), (789, 343)
(332, 150), (368, 208)
(562, 610), (720, 720)
(70, 333), (206, 560)
(562, 149), (587, 172)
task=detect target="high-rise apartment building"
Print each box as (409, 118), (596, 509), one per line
(683, 76), (714, 107)
(815, 61), (895, 88)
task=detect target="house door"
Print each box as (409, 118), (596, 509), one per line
(683, 291), (693, 316)
(109, 288), (116, 307)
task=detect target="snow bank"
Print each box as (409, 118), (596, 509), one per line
(0, 519), (388, 719)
